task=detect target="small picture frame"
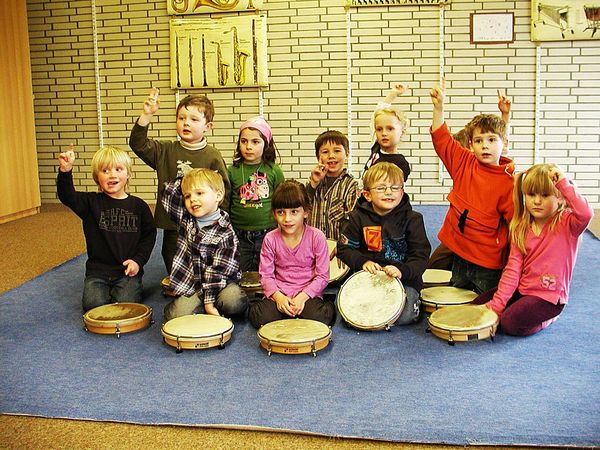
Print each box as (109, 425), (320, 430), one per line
(470, 12), (515, 44)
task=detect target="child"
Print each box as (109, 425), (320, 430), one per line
(362, 83), (411, 181)
(129, 88), (230, 275)
(428, 90), (512, 271)
(227, 116), (284, 272)
(337, 162), (431, 325)
(248, 180), (335, 328)
(429, 79), (515, 293)
(57, 144), (157, 312)
(473, 164), (593, 336)
(161, 168), (247, 321)
(307, 130), (359, 240)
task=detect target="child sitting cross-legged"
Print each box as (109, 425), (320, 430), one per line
(337, 162), (431, 325)
(161, 168), (247, 322)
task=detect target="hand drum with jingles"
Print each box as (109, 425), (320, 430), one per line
(420, 286), (478, 314)
(327, 239), (349, 284)
(428, 304), (498, 345)
(83, 302), (153, 338)
(257, 318), (332, 357)
(337, 270), (406, 331)
(161, 314), (234, 353)
(422, 269), (452, 288)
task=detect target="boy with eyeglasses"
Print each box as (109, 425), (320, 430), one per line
(337, 162), (431, 325)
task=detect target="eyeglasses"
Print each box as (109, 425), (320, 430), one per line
(370, 185), (404, 194)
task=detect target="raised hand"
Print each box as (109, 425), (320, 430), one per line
(548, 166), (565, 184)
(497, 89), (512, 117)
(309, 163), (328, 188)
(58, 143), (76, 172)
(143, 87), (160, 116)
(429, 78), (446, 109)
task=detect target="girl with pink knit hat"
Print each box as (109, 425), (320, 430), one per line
(227, 116), (285, 272)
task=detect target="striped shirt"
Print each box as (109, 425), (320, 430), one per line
(306, 170), (359, 241)
(162, 177), (241, 304)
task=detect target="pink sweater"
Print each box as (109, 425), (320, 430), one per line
(487, 178), (593, 315)
(259, 225), (329, 299)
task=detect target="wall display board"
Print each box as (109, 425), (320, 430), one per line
(470, 12), (514, 44)
(170, 15), (268, 89)
(532, 0), (600, 41)
(168, 0), (262, 15)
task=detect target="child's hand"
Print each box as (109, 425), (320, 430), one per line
(122, 259), (140, 277)
(429, 78), (446, 110)
(273, 292), (295, 317)
(58, 143), (76, 172)
(362, 260), (382, 274)
(497, 89), (512, 117)
(290, 293), (308, 316)
(391, 83), (408, 96)
(143, 87), (160, 116)
(309, 163), (327, 188)
(204, 303), (221, 316)
(382, 265), (401, 279)
(548, 166), (565, 184)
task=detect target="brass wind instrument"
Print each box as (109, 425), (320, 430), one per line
(175, 34), (181, 88)
(188, 36), (194, 87)
(211, 40), (229, 86)
(201, 34), (208, 87)
(226, 26), (250, 86)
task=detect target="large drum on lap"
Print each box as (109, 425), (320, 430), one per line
(428, 304), (498, 345)
(257, 318), (331, 357)
(327, 239), (349, 284)
(83, 302), (153, 337)
(420, 286), (478, 313)
(337, 270), (406, 331)
(161, 314), (234, 352)
(422, 269), (452, 288)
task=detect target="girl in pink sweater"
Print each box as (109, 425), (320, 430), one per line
(474, 164), (593, 336)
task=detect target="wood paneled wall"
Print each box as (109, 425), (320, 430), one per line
(0, 0), (40, 224)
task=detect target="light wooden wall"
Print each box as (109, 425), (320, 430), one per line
(0, 0), (41, 223)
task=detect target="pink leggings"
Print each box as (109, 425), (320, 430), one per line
(473, 289), (564, 336)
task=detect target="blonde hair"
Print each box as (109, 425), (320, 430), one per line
(510, 163), (565, 254)
(181, 168), (224, 197)
(372, 106), (409, 138)
(91, 146), (132, 186)
(362, 162), (404, 190)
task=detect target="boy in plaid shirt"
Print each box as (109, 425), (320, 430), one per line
(162, 168), (247, 321)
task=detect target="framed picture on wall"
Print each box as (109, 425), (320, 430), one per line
(470, 12), (515, 44)
(531, 0), (600, 41)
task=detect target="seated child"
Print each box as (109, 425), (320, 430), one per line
(337, 162), (431, 325)
(307, 130), (359, 241)
(428, 89), (512, 271)
(362, 83), (411, 181)
(129, 88), (230, 275)
(473, 164), (593, 336)
(57, 144), (157, 312)
(248, 180), (335, 328)
(228, 116), (284, 272)
(161, 168), (247, 321)
(429, 79), (515, 293)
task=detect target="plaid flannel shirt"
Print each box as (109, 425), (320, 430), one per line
(162, 177), (241, 304)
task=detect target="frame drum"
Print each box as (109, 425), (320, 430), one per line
(428, 304), (498, 345)
(327, 239), (349, 284)
(161, 276), (177, 297)
(420, 286), (478, 313)
(83, 302), (152, 337)
(240, 271), (263, 295)
(422, 269), (452, 288)
(257, 318), (331, 357)
(161, 314), (234, 352)
(337, 270), (406, 331)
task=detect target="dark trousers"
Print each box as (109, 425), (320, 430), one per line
(451, 255), (503, 294)
(474, 289), (564, 336)
(427, 243), (453, 271)
(235, 228), (270, 272)
(248, 296), (336, 329)
(161, 229), (178, 274)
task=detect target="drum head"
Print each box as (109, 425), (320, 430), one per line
(422, 269), (452, 286)
(83, 303), (152, 335)
(429, 304), (498, 331)
(162, 314), (233, 339)
(327, 239), (349, 283)
(421, 286), (478, 308)
(258, 318), (331, 344)
(337, 270), (405, 330)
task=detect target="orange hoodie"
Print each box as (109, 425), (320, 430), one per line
(431, 123), (515, 270)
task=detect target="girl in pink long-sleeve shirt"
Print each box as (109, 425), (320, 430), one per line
(473, 164), (593, 336)
(248, 180), (335, 328)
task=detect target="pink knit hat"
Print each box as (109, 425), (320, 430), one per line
(239, 116), (272, 143)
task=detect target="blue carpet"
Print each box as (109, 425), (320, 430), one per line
(1, 206), (599, 446)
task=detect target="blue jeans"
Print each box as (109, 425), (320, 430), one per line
(396, 286), (421, 325)
(451, 255), (502, 294)
(82, 274), (143, 312)
(235, 228), (270, 272)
